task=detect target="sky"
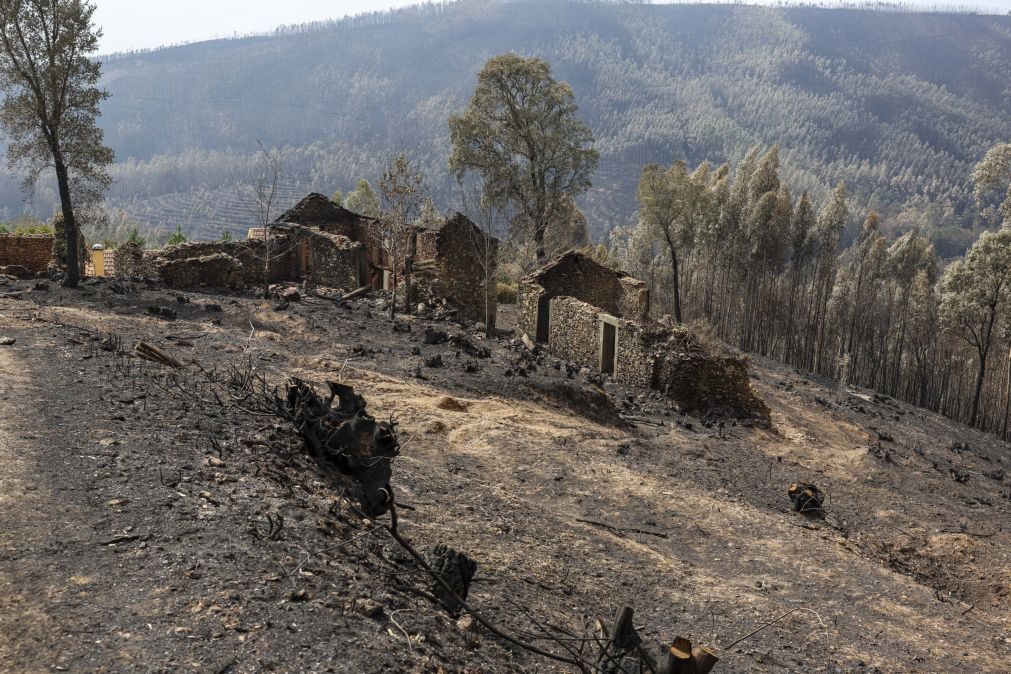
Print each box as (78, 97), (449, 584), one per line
(94, 0), (1011, 54)
(93, 1), (420, 54)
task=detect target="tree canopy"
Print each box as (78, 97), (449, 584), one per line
(0, 0), (113, 286)
(449, 52), (598, 261)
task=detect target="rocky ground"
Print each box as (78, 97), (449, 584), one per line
(0, 276), (1008, 673)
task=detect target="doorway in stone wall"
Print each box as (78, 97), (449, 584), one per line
(535, 295), (551, 343)
(298, 240), (311, 278)
(600, 320), (617, 375)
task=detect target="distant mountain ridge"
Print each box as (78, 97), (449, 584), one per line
(2, 0), (1009, 253)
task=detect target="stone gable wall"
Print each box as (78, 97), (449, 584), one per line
(434, 215), (497, 326)
(0, 234), (54, 274)
(520, 252), (649, 341)
(548, 297), (601, 368)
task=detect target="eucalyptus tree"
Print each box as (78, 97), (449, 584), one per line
(636, 160), (715, 323)
(0, 0), (113, 287)
(972, 143), (1011, 228)
(939, 229), (1011, 427)
(808, 182), (848, 371)
(345, 178), (380, 217)
(449, 53), (598, 261)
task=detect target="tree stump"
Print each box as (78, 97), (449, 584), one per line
(425, 544), (477, 617)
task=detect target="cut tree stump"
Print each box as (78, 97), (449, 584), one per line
(658, 637), (720, 674)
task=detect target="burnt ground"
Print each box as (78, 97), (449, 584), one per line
(0, 277), (1009, 673)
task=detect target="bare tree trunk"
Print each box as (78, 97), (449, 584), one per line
(390, 264), (398, 321)
(534, 219), (547, 262)
(263, 228), (271, 298)
(1003, 346), (1011, 440)
(671, 249), (682, 323)
(54, 156), (80, 288)
(404, 232), (415, 315)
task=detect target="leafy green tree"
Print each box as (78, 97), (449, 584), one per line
(939, 229), (1011, 427)
(125, 226), (146, 249)
(220, 230), (233, 241)
(166, 225), (187, 246)
(332, 188), (344, 207)
(449, 53), (598, 261)
(972, 143), (1011, 228)
(0, 0), (113, 287)
(345, 179), (379, 217)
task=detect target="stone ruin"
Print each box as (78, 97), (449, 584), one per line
(411, 212), (499, 327)
(0, 232), (54, 278)
(107, 193), (498, 325)
(521, 251), (768, 420)
(110, 225), (364, 291)
(0, 213), (84, 279)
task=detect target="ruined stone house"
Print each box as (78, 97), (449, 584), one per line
(113, 225), (363, 291)
(521, 251), (767, 418)
(274, 193), (498, 326)
(105, 192), (497, 325)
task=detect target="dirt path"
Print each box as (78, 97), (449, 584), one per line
(0, 335), (63, 670)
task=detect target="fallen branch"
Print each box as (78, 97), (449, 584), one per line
(134, 341), (182, 368)
(724, 606), (825, 651)
(384, 506), (591, 672)
(937, 527), (1001, 538)
(576, 518), (669, 539)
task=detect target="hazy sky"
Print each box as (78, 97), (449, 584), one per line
(94, 1), (420, 54)
(94, 0), (1011, 54)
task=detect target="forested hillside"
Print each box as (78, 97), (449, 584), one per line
(1, 0), (1009, 251)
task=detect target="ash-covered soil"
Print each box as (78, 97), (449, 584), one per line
(0, 277), (1008, 673)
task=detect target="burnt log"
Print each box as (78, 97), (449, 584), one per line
(281, 379), (399, 518)
(425, 544), (477, 617)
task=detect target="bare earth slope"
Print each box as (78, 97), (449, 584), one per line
(0, 278), (1008, 673)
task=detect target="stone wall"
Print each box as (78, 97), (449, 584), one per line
(0, 234), (54, 275)
(518, 282), (544, 339)
(617, 276), (651, 321)
(647, 326), (770, 419)
(110, 228), (363, 291)
(433, 214), (497, 327)
(112, 243), (147, 278)
(548, 297), (601, 367)
(614, 323), (655, 390)
(520, 251), (649, 340)
(307, 231), (364, 290)
(157, 238), (293, 286)
(153, 253), (243, 289)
